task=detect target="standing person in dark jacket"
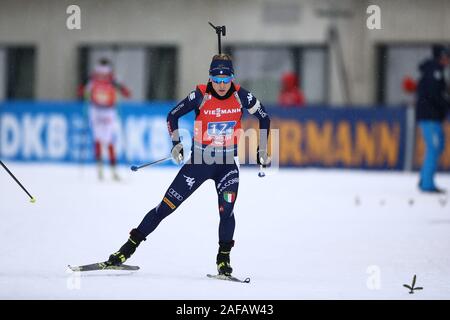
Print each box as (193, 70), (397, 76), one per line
(416, 45), (450, 193)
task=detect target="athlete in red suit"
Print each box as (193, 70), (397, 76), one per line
(106, 54), (271, 277)
(81, 58), (131, 180)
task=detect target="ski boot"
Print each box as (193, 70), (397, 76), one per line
(107, 228), (146, 266)
(216, 241), (234, 276)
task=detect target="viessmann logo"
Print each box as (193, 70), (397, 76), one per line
(204, 108), (241, 118)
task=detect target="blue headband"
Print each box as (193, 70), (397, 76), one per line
(209, 59), (234, 76)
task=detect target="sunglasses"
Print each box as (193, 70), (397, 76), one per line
(210, 75), (234, 84)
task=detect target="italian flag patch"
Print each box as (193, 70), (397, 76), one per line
(223, 191), (236, 203)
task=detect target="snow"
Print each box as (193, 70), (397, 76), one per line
(0, 164), (449, 299)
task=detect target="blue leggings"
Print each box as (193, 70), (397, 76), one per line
(137, 161), (239, 242)
(419, 121), (445, 189)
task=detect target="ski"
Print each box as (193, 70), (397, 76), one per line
(68, 262), (139, 272)
(207, 274), (250, 283)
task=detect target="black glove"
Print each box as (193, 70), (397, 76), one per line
(256, 146), (270, 166)
(171, 143), (184, 164)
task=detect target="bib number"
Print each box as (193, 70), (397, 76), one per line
(207, 121), (236, 137)
(207, 121), (236, 146)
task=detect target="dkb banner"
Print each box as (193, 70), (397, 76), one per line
(0, 101), (193, 165)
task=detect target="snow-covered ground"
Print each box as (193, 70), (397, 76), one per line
(0, 164), (449, 299)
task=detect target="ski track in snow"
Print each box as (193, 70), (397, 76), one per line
(0, 164), (449, 299)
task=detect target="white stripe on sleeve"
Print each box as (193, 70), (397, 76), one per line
(247, 100), (261, 114)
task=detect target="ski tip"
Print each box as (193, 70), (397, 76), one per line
(67, 265), (80, 272)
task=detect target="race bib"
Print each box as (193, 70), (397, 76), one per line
(207, 121), (236, 137)
(93, 89), (112, 105)
(207, 121), (237, 146)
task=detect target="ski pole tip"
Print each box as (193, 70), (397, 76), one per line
(30, 197), (36, 203)
(130, 165), (138, 172)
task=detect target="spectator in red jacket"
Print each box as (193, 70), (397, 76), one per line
(402, 75), (418, 108)
(278, 72), (306, 107)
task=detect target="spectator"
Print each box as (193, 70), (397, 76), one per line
(416, 44), (450, 193)
(402, 75), (417, 108)
(278, 72), (306, 107)
(402, 75), (417, 94)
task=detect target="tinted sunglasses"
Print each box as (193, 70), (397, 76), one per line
(210, 75), (234, 84)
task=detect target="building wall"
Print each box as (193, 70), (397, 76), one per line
(1, 0), (450, 104)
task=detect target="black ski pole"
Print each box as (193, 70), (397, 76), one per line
(0, 160), (36, 203)
(130, 156), (172, 172)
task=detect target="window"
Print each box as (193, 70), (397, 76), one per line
(377, 44), (446, 106)
(0, 46), (36, 100)
(226, 45), (328, 105)
(79, 45), (177, 101)
(147, 47), (177, 101)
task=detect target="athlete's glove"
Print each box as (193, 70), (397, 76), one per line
(171, 143), (184, 165)
(257, 146), (271, 166)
